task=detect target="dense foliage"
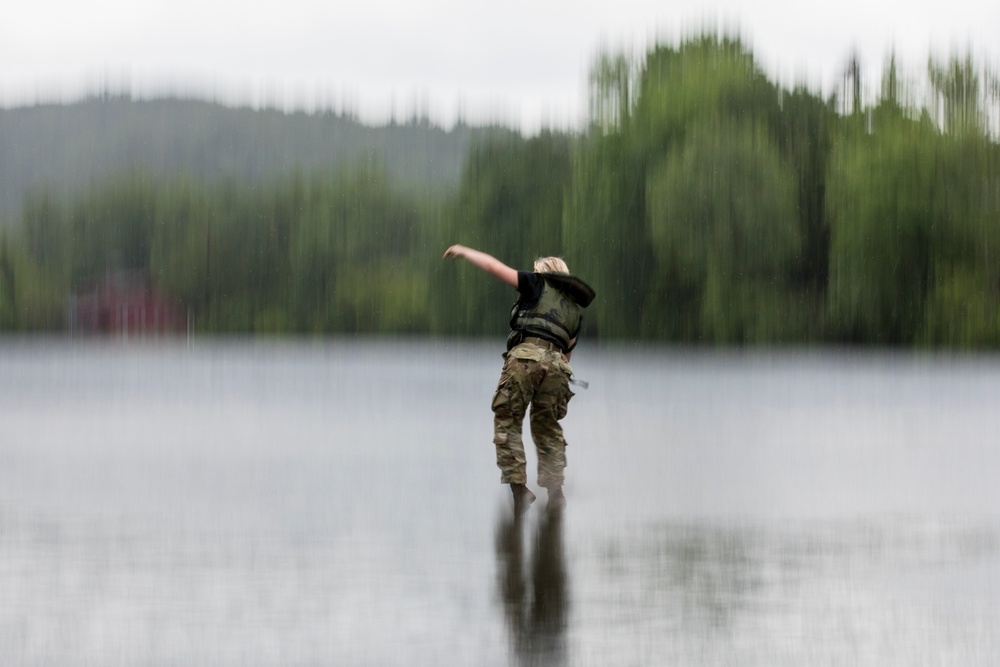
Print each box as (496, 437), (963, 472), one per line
(2, 34), (999, 346)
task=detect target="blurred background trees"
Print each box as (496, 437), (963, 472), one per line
(2, 33), (998, 347)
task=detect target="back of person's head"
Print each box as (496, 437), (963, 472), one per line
(534, 256), (569, 274)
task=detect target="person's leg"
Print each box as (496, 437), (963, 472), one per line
(529, 362), (573, 505)
(492, 355), (534, 486)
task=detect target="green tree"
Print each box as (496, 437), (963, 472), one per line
(827, 118), (940, 343)
(149, 178), (212, 311)
(569, 33), (794, 340)
(918, 137), (1000, 345)
(589, 50), (636, 133)
(67, 174), (158, 286)
(647, 118), (801, 342)
(772, 87), (835, 297)
(0, 229), (65, 331)
(289, 162), (426, 333)
(929, 53), (991, 138)
(0, 234), (16, 329)
(564, 131), (652, 339)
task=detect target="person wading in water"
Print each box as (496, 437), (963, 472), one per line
(443, 244), (595, 516)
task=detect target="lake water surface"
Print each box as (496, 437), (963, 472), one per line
(2, 339), (999, 665)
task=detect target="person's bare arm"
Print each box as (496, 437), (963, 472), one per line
(442, 244), (519, 288)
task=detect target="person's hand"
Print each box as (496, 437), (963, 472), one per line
(440, 244), (518, 286)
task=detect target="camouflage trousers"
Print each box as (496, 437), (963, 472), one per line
(491, 342), (575, 489)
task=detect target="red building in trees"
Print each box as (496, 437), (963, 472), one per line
(69, 270), (187, 336)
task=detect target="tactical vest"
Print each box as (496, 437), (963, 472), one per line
(506, 273), (595, 353)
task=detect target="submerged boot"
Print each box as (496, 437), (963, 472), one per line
(510, 483), (536, 517)
(547, 486), (567, 513)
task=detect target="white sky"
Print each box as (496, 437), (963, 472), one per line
(2, 0), (998, 133)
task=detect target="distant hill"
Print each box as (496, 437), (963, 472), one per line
(0, 95), (517, 222)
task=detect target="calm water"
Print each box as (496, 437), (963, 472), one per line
(2, 339), (999, 665)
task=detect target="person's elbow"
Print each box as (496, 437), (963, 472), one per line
(490, 262), (518, 288)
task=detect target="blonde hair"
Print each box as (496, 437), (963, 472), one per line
(533, 256), (569, 274)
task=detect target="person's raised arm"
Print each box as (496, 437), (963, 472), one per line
(443, 244), (519, 288)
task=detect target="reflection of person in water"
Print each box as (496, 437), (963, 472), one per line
(495, 511), (569, 665)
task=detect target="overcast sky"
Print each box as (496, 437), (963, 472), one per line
(2, 0), (998, 133)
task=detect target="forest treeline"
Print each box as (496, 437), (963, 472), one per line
(0, 96), (500, 219)
(2, 34), (999, 346)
